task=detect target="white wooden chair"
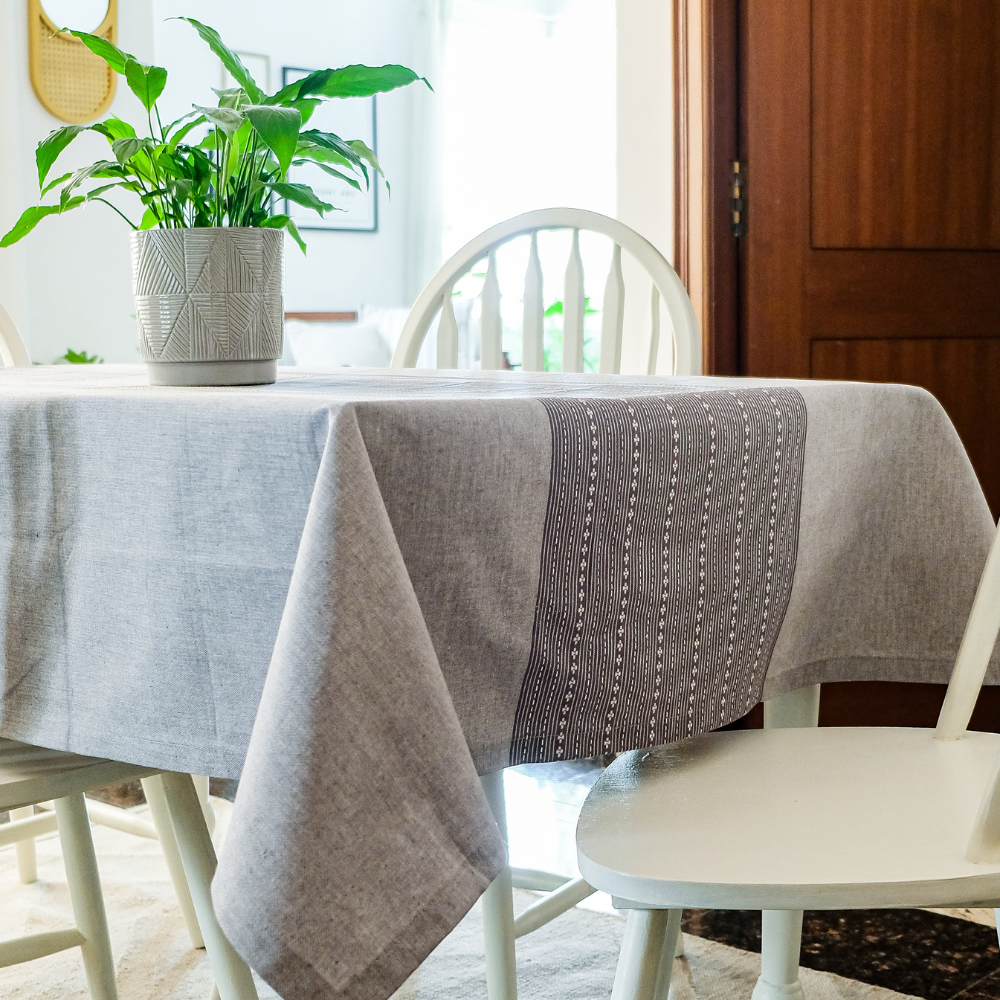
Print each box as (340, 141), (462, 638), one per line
(0, 303), (30, 368)
(577, 521), (1000, 1000)
(391, 207), (700, 376)
(392, 207), (701, 1000)
(0, 743), (258, 999)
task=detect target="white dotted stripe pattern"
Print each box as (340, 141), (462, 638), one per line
(509, 389), (807, 765)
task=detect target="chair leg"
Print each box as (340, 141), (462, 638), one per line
(10, 806), (37, 884)
(53, 794), (118, 1000)
(192, 774), (216, 837)
(141, 776), (205, 949)
(752, 910), (806, 1000)
(755, 688), (818, 999)
(480, 770), (518, 1000)
(157, 772), (259, 1000)
(611, 908), (681, 1000)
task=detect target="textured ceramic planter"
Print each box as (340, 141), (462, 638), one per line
(130, 227), (283, 386)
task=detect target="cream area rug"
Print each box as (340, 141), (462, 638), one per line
(0, 799), (918, 1000)
(395, 890), (920, 1000)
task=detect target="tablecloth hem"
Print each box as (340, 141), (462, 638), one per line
(227, 856), (497, 1000)
(0, 723), (247, 778)
(761, 656), (960, 699)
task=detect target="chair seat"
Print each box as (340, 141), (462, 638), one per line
(0, 739), (156, 811)
(577, 727), (1000, 911)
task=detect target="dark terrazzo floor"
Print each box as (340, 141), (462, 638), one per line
(682, 908), (1000, 999)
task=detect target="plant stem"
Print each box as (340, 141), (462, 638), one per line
(146, 107), (170, 227)
(214, 129), (223, 226)
(92, 198), (140, 229)
(233, 132), (259, 226)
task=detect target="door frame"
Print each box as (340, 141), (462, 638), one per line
(674, 0), (741, 375)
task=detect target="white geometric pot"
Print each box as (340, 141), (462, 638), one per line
(130, 227), (283, 386)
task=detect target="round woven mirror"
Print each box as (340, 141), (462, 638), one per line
(29, 0), (118, 124)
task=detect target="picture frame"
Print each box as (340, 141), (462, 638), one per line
(280, 66), (378, 233)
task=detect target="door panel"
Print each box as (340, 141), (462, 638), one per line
(812, 0), (1000, 250)
(744, 0), (1000, 519)
(808, 252), (1000, 339)
(811, 338), (1000, 509)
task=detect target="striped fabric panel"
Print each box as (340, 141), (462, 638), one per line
(510, 388), (807, 765)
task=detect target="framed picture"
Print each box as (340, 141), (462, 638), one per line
(280, 66), (378, 233)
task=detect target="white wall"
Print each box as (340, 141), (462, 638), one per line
(0, 0), (156, 363)
(617, 0), (674, 375)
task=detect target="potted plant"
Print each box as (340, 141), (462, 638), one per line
(1, 19), (428, 386)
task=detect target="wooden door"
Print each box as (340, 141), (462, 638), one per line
(742, 0), (1000, 514)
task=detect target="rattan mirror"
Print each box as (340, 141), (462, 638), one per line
(28, 0), (117, 123)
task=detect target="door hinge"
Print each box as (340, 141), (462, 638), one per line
(731, 160), (747, 237)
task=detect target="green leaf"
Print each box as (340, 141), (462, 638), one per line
(291, 158), (362, 191)
(289, 98), (321, 127)
(139, 207), (159, 229)
(124, 57), (167, 111)
(299, 129), (363, 167)
(163, 109), (200, 137)
(246, 105), (301, 178)
(82, 183), (120, 201)
(261, 214), (306, 253)
(111, 136), (150, 165)
(268, 79), (305, 105)
(176, 18), (263, 103)
(147, 66), (168, 107)
(212, 87), (245, 109)
(269, 181), (335, 215)
(222, 133), (242, 192)
(348, 139), (383, 180)
(62, 160), (120, 198)
(61, 348), (103, 364)
(296, 64), (430, 99)
(194, 105), (245, 135)
(0, 198), (84, 247)
(66, 30), (132, 73)
(35, 125), (86, 189)
(170, 177), (194, 200)
(295, 140), (355, 171)
(100, 117), (137, 140)
(165, 115), (206, 152)
(40, 171), (72, 197)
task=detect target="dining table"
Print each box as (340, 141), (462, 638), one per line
(0, 364), (996, 1000)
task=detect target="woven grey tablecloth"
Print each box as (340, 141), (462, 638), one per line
(0, 366), (994, 1000)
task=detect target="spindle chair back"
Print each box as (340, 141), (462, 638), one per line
(390, 208), (701, 376)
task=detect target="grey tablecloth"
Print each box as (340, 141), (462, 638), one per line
(0, 366), (994, 1000)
